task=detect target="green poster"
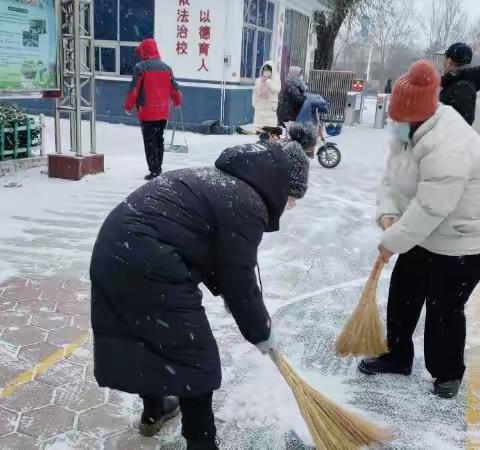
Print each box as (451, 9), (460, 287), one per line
(0, 0), (58, 92)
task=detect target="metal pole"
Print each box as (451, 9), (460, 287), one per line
(39, 114), (46, 157)
(54, 98), (62, 154)
(73, 0), (82, 156)
(88, 0), (96, 154)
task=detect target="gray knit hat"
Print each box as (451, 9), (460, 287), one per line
(280, 141), (310, 199)
(288, 122), (317, 152)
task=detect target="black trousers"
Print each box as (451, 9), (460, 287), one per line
(141, 393), (216, 443)
(141, 120), (167, 175)
(387, 246), (480, 381)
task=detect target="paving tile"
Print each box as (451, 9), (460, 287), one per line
(72, 315), (91, 330)
(54, 381), (105, 412)
(107, 389), (143, 413)
(2, 326), (47, 347)
(65, 343), (92, 366)
(36, 360), (85, 387)
(0, 340), (20, 359)
(47, 327), (87, 346)
(1, 286), (42, 301)
(41, 289), (81, 303)
(15, 300), (57, 314)
(62, 279), (91, 293)
(43, 431), (102, 450)
(30, 312), (72, 330)
(30, 278), (66, 292)
(0, 432), (41, 449)
(78, 404), (133, 437)
(0, 277), (29, 289)
(0, 381), (54, 413)
(0, 356), (30, 386)
(0, 407), (18, 436)
(18, 342), (61, 365)
(104, 431), (161, 450)
(0, 299), (17, 311)
(56, 301), (89, 316)
(18, 405), (75, 440)
(0, 311), (31, 328)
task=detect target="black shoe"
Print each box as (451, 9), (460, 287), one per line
(144, 172), (161, 181)
(434, 379), (462, 399)
(358, 354), (412, 376)
(139, 396), (180, 437)
(187, 438), (220, 450)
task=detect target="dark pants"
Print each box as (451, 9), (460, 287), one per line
(387, 246), (480, 381)
(141, 393), (216, 443)
(141, 120), (167, 175)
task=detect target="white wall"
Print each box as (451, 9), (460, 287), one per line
(156, 0), (244, 83)
(155, 0), (321, 83)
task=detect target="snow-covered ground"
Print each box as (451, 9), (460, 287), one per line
(0, 101), (474, 448)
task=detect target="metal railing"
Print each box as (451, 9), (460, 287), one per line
(308, 70), (356, 123)
(0, 115), (45, 161)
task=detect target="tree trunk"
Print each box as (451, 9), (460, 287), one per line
(313, 1), (361, 70)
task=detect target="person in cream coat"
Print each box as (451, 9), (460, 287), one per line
(359, 60), (480, 400)
(252, 60), (280, 129)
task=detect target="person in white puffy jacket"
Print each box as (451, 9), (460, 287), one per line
(252, 61), (280, 129)
(359, 60), (480, 400)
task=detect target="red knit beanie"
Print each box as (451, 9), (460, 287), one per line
(389, 60), (440, 123)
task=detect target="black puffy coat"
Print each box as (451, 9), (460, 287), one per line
(90, 142), (289, 397)
(440, 66), (480, 125)
(277, 78), (307, 125)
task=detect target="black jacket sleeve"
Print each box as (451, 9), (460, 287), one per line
(287, 85), (307, 118)
(440, 81), (477, 125)
(209, 217), (271, 345)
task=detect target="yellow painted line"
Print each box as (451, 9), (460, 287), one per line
(0, 332), (89, 399)
(467, 295), (480, 450)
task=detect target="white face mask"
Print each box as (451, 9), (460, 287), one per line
(389, 121), (410, 143)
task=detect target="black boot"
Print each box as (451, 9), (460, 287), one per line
(186, 438), (220, 450)
(358, 354), (412, 376)
(434, 379), (462, 399)
(139, 396), (180, 437)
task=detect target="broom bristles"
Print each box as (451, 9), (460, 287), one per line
(335, 256), (388, 357)
(277, 354), (393, 449)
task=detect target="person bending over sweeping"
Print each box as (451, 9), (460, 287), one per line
(359, 60), (480, 399)
(89, 141), (310, 449)
(125, 38), (182, 181)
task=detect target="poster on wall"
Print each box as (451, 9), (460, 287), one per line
(0, 0), (59, 97)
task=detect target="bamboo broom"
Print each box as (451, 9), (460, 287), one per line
(271, 352), (393, 449)
(335, 255), (388, 357)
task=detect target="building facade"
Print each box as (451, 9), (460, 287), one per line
(25, 0), (328, 131)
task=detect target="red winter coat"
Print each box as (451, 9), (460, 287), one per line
(125, 39), (182, 122)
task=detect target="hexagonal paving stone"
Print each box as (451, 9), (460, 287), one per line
(0, 299), (17, 311)
(78, 404), (133, 437)
(1, 326), (47, 346)
(37, 360), (85, 387)
(30, 312), (72, 330)
(0, 277), (29, 289)
(48, 327), (87, 347)
(0, 381), (54, 413)
(41, 288), (81, 303)
(55, 381), (105, 412)
(18, 404), (75, 440)
(0, 355), (30, 386)
(0, 432), (41, 449)
(1, 286), (42, 301)
(56, 301), (90, 316)
(0, 311), (30, 328)
(72, 315), (91, 330)
(18, 342), (61, 365)
(104, 430), (162, 450)
(30, 277), (67, 292)
(65, 342), (92, 366)
(0, 407), (18, 436)
(63, 279), (90, 292)
(43, 431), (102, 450)
(15, 299), (57, 314)
(107, 389), (142, 413)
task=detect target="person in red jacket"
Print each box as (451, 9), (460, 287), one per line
(125, 39), (182, 180)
